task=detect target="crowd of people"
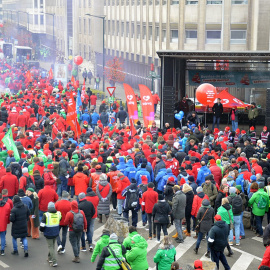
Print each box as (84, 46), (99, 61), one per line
(0, 59), (270, 270)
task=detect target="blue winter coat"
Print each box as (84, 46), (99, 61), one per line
(124, 159), (137, 181)
(155, 168), (167, 191)
(80, 113), (91, 124)
(91, 112), (100, 125)
(135, 168), (151, 185)
(117, 157), (126, 173)
(160, 173), (177, 192)
(196, 166), (211, 186)
(137, 162), (154, 182)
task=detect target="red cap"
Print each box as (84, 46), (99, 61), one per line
(264, 126), (267, 131)
(241, 130), (246, 134)
(214, 214), (222, 221)
(83, 121), (88, 125)
(235, 128), (240, 134)
(21, 153), (27, 158)
(90, 168), (96, 173)
(62, 152), (68, 157)
(225, 126), (230, 131)
(210, 159), (216, 165)
(194, 259), (203, 269)
(180, 178), (186, 186)
(250, 126), (255, 131)
(168, 176), (175, 183)
(47, 164), (54, 170)
(251, 159), (257, 164)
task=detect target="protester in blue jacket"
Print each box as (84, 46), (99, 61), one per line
(117, 157), (126, 173)
(80, 109), (91, 124)
(91, 110), (100, 129)
(124, 159), (137, 181)
(196, 161), (211, 186)
(155, 168), (167, 193)
(135, 163), (151, 185)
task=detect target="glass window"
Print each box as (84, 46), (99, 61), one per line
(162, 0), (167, 4)
(131, 22), (134, 38)
(162, 30), (166, 42)
(230, 30), (246, 44)
(40, 14), (44, 25)
(84, 45), (87, 59)
(79, 17), (81, 33)
(34, 0), (38, 8)
(88, 18), (91, 35)
(232, 0), (247, 3)
(137, 24), (140, 38)
(143, 0), (146, 5)
(34, 14), (38, 24)
(88, 46), (91, 60)
(112, 20), (115, 35)
(207, 0), (222, 4)
(186, 0), (198, 4)
(155, 0), (160, 4)
(186, 30), (197, 39)
(108, 21), (111, 34)
(143, 25), (146, 39)
(206, 30), (221, 43)
(149, 25), (152, 40)
(171, 0), (179, 4)
(117, 21), (119, 35)
(126, 22), (129, 36)
(79, 0), (81, 7)
(84, 18), (86, 34)
(155, 26), (159, 41)
(84, 0), (86, 7)
(40, 0), (44, 8)
(89, 0), (91, 7)
(149, 0), (153, 4)
(171, 30), (178, 43)
(121, 22), (124, 36)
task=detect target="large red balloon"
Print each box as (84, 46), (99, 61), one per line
(74, 55), (83, 66)
(0, 24), (3, 28)
(196, 83), (217, 105)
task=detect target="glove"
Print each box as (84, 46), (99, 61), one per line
(142, 211), (145, 215)
(66, 174), (70, 179)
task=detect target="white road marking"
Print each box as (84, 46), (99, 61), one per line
(231, 246), (262, 261)
(252, 236), (263, 243)
(0, 260), (9, 268)
(175, 234), (197, 260)
(231, 253), (254, 270)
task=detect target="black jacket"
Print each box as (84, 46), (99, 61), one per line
(100, 112), (109, 126)
(185, 190), (194, 216)
(208, 220), (229, 252)
(164, 182), (175, 203)
(244, 145), (256, 159)
(0, 107), (8, 123)
(33, 175), (44, 193)
(10, 201), (30, 239)
(78, 199), (95, 222)
(212, 103), (223, 118)
(215, 191), (226, 212)
(152, 200), (172, 224)
(154, 160), (166, 178)
(117, 109), (128, 123)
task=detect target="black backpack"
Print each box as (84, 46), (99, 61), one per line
(127, 188), (139, 209)
(25, 176), (36, 191)
(11, 163), (22, 179)
(232, 195), (242, 215)
(71, 211), (84, 232)
(112, 103), (117, 110)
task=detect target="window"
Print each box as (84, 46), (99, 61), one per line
(84, 0), (86, 7)
(108, 21), (111, 34)
(131, 22), (134, 38)
(155, 26), (159, 41)
(230, 30), (246, 44)
(186, 0), (198, 4)
(84, 18), (86, 34)
(207, 0), (222, 4)
(117, 21), (119, 35)
(143, 0), (146, 5)
(206, 30), (221, 43)
(155, 0), (160, 4)
(79, 17), (81, 33)
(171, 30), (178, 43)
(126, 22), (129, 37)
(137, 24), (140, 38)
(40, 0), (44, 8)
(79, 0), (81, 7)
(121, 22), (124, 36)
(88, 46), (91, 60)
(89, 0), (91, 7)
(162, 0), (167, 4)
(171, 0), (179, 4)
(34, 14), (38, 24)
(40, 14), (44, 25)
(79, 44), (82, 57)
(232, 0), (247, 3)
(186, 30), (197, 39)
(149, 25), (152, 40)
(88, 18), (91, 35)
(112, 20), (115, 35)
(34, 0), (38, 8)
(162, 30), (166, 42)
(143, 25), (146, 39)
(84, 45), (87, 59)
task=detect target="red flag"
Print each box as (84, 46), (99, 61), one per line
(130, 117), (137, 136)
(123, 83), (138, 123)
(81, 79), (86, 102)
(138, 84), (155, 127)
(66, 97), (81, 138)
(48, 68), (54, 80)
(71, 75), (75, 86)
(26, 70), (32, 82)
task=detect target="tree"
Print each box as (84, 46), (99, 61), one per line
(104, 57), (125, 85)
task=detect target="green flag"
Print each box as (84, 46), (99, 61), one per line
(1, 128), (20, 161)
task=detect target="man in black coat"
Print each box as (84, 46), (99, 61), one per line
(154, 154), (166, 178)
(78, 192), (95, 251)
(212, 98), (223, 131)
(208, 214), (230, 270)
(10, 195), (30, 257)
(0, 107), (8, 123)
(117, 107), (128, 125)
(100, 110), (109, 126)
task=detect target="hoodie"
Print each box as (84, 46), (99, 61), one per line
(196, 166), (211, 186)
(124, 159), (137, 181)
(91, 233), (110, 262)
(116, 156), (126, 173)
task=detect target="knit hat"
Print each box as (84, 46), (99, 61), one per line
(250, 126), (255, 131)
(48, 202), (56, 210)
(214, 214), (222, 221)
(188, 176), (195, 182)
(22, 167), (28, 174)
(27, 188), (35, 193)
(158, 194), (164, 200)
(18, 189), (25, 197)
(196, 186), (203, 193)
(235, 185), (242, 192)
(205, 174), (214, 181)
(166, 168), (172, 173)
(180, 178), (186, 186)
(47, 164), (54, 170)
(168, 176), (175, 183)
(250, 175), (257, 182)
(99, 174), (107, 181)
(110, 233), (118, 241)
(194, 259), (203, 269)
(202, 199), (210, 207)
(62, 191), (69, 198)
(131, 178), (137, 184)
(86, 187), (93, 193)
(229, 187), (236, 194)
(110, 165), (117, 171)
(78, 192), (86, 200)
(13, 195), (21, 204)
(259, 182), (265, 189)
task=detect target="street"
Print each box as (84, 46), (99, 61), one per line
(0, 208), (265, 270)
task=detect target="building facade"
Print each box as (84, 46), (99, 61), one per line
(103, 0), (270, 92)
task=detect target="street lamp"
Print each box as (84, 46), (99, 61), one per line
(85, 13), (106, 93)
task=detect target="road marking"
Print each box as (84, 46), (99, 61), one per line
(252, 236), (263, 243)
(0, 260), (9, 268)
(231, 253), (254, 270)
(175, 235), (197, 260)
(231, 246), (262, 261)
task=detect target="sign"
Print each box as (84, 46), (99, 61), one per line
(107, 87), (116, 96)
(109, 96), (114, 104)
(189, 70), (270, 88)
(55, 64), (67, 85)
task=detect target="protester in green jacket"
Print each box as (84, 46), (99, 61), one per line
(217, 198), (234, 225)
(91, 230), (110, 263)
(123, 226), (138, 250)
(44, 156), (53, 168)
(153, 236), (176, 270)
(126, 234), (148, 270)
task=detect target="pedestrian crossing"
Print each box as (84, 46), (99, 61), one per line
(90, 209), (263, 270)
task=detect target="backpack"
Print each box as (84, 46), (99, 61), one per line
(25, 176), (36, 191)
(127, 188), (139, 209)
(257, 195), (267, 209)
(71, 211), (84, 232)
(11, 164), (22, 179)
(112, 103), (117, 110)
(232, 195), (242, 215)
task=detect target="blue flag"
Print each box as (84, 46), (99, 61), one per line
(76, 90), (82, 116)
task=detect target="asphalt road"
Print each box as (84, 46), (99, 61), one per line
(0, 209), (265, 270)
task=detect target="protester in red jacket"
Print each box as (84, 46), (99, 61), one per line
(0, 168), (19, 197)
(0, 161), (6, 181)
(259, 245), (270, 269)
(209, 159), (222, 186)
(141, 182), (158, 239)
(73, 166), (90, 196)
(85, 187), (99, 219)
(38, 185), (58, 215)
(19, 168), (35, 192)
(43, 164), (57, 190)
(0, 192), (11, 251)
(16, 111), (27, 130)
(7, 108), (19, 125)
(191, 187), (209, 218)
(115, 173), (130, 215)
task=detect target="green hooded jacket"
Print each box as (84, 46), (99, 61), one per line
(126, 234), (148, 270)
(217, 203), (234, 225)
(153, 244), (176, 270)
(91, 234), (110, 262)
(123, 231), (138, 250)
(248, 188), (269, 216)
(44, 159), (53, 168)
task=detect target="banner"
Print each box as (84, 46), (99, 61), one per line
(48, 68), (54, 80)
(138, 84), (155, 127)
(67, 97), (81, 138)
(54, 64), (67, 85)
(76, 90), (82, 116)
(123, 83), (139, 123)
(189, 70), (270, 88)
(71, 75), (75, 86)
(1, 128), (20, 161)
(81, 79), (86, 102)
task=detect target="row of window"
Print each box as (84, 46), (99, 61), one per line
(105, 0), (247, 6)
(78, 44), (92, 61)
(78, 17), (92, 35)
(78, 0), (92, 8)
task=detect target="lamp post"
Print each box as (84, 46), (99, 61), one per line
(85, 13), (106, 93)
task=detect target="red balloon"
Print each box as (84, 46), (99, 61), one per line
(0, 24), (3, 28)
(74, 55), (83, 66)
(196, 83), (217, 105)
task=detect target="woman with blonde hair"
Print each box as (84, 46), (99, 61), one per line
(26, 188), (40, 239)
(154, 235), (176, 270)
